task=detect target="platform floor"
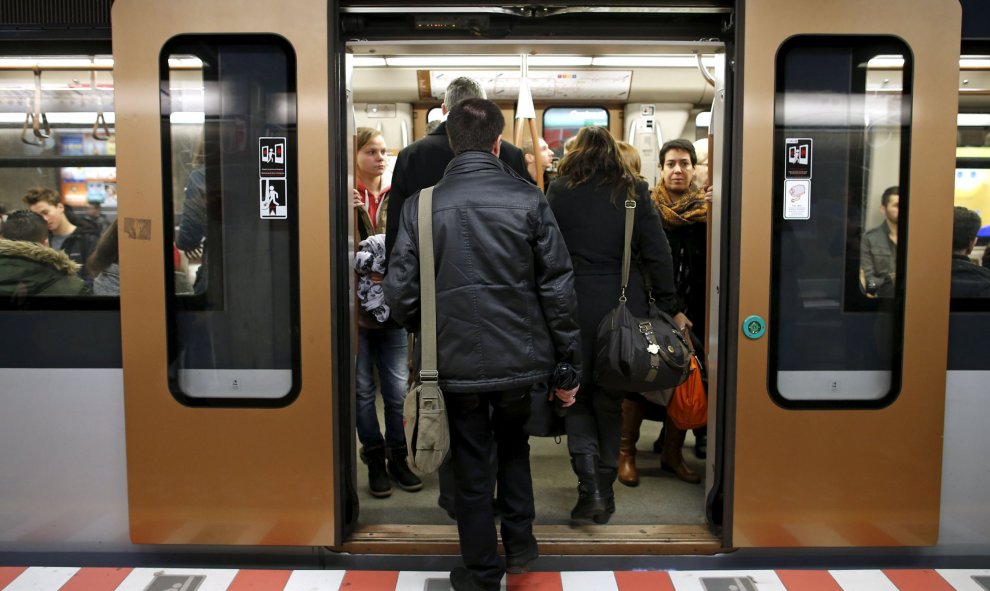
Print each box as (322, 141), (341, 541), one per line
(2, 566), (990, 590)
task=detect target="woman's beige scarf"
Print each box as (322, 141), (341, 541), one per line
(651, 182), (709, 228)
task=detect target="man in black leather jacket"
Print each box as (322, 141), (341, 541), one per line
(383, 76), (529, 262)
(384, 98), (581, 591)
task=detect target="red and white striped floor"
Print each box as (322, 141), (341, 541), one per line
(2, 567), (990, 591)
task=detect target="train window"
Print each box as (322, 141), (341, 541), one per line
(0, 55), (118, 308)
(951, 145), (990, 310)
(161, 35), (300, 406)
(769, 36), (912, 407)
(542, 107), (608, 158)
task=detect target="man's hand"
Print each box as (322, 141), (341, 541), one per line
(553, 385), (579, 408)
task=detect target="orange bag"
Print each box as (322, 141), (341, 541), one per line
(666, 354), (707, 430)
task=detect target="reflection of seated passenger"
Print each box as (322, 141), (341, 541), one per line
(0, 210), (87, 297)
(950, 206), (990, 298)
(176, 166), (207, 294)
(860, 186), (899, 296)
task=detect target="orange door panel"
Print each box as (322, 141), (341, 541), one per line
(113, 0), (337, 545)
(731, 0), (959, 546)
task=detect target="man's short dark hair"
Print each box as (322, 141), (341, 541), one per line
(881, 186), (899, 207)
(1, 209), (48, 243)
(953, 206), (982, 251)
(22, 186), (60, 207)
(446, 98), (504, 155)
(659, 138), (697, 167)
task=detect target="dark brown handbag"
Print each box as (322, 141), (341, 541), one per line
(593, 198), (691, 392)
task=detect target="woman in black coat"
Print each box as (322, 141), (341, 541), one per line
(547, 126), (688, 524)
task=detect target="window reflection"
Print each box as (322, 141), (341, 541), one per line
(770, 38), (910, 405)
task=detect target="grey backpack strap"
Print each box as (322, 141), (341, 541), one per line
(417, 186), (438, 384)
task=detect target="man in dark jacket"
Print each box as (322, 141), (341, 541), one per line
(0, 210), (87, 298)
(383, 76), (529, 261)
(951, 206), (990, 298)
(385, 98), (581, 591)
(23, 187), (101, 287)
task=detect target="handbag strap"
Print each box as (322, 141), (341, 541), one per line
(418, 186), (438, 383)
(619, 197), (636, 302)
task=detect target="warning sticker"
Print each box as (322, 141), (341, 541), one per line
(260, 178), (288, 219)
(785, 138), (812, 179)
(259, 137), (286, 178)
(784, 179), (811, 220)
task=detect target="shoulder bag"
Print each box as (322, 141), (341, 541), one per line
(593, 197), (692, 392)
(402, 186), (450, 474)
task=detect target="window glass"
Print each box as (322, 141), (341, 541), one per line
(770, 36), (911, 406)
(0, 57), (116, 305)
(542, 107), (608, 158)
(162, 35), (299, 405)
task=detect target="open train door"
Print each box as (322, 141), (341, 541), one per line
(728, 0), (960, 547)
(112, 0), (344, 544)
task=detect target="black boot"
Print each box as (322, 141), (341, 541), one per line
(387, 445), (424, 492)
(593, 467), (617, 524)
(570, 454), (606, 520)
(360, 444), (392, 498)
(694, 427), (708, 459)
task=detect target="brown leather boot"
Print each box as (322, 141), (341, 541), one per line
(661, 421), (701, 484)
(617, 399), (644, 487)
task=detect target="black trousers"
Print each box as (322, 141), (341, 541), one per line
(564, 385), (624, 469)
(446, 387), (534, 588)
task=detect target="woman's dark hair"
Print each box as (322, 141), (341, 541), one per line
(556, 126), (637, 205)
(87, 218), (119, 276)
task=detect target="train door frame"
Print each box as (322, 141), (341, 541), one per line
(337, 8), (733, 555)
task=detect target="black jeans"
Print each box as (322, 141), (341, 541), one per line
(446, 387), (534, 588)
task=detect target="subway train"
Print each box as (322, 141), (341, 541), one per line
(1, 0), (989, 569)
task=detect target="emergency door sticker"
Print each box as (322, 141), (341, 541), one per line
(259, 137), (286, 178)
(260, 178), (288, 219)
(785, 137), (812, 179)
(784, 179), (811, 220)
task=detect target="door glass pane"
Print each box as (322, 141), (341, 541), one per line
(770, 37), (911, 405)
(161, 35), (299, 405)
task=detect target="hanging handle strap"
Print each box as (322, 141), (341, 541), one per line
(618, 198), (636, 302)
(417, 186), (438, 383)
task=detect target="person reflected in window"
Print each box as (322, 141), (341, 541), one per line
(176, 161), (207, 295)
(0, 210), (87, 297)
(352, 127), (423, 499)
(951, 206), (990, 298)
(23, 187), (101, 288)
(548, 126), (687, 525)
(860, 186), (899, 297)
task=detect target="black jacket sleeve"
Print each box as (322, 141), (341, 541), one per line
(384, 152), (411, 265)
(531, 195), (583, 374)
(383, 192), (421, 331)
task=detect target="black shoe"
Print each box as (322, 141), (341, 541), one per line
(506, 539), (539, 574)
(387, 455), (424, 492)
(694, 430), (707, 459)
(450, 567), (500, 591)
(361, 445), (391, 498)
